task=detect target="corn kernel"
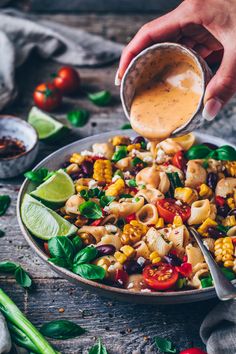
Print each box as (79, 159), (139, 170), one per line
(223, 215), (236, 227)
(114, 251), (127, 264)
(227, 197), (235, 209)
(225, 161), (236, 177)
(173, 215), (183, 227)
(197, 218), (217, 236)
(76, 185), (88, 193)
(127, 143), (141, 152)
(222, 254), (234, 261)
(199, 184), (212, 198)
(174, 187), (198, 204)
(156, 218), (164, 228)
(150, 251), (159, 261)
(152, 257), (161, 264)
(112, 136), (131, 146)
(121, 221), (147, 245)
(120, 245), (135, 258)
(66, 163), (79, 175)
(224, 260), (235, 268)
(70, 153), (84, 164)
(106, 178), (125, 197)
(215, 249), (223, 256)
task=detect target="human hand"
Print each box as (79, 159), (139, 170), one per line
(116, 0), (236, 120)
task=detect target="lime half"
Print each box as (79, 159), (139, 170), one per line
(31, 169), (75, 205)
(21, 194), (77, 240)
(28, 106), (68, 141)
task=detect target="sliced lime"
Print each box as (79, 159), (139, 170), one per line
(28, 106), (68, 141)
(21, 194), (77, 240)
(31, 169), (75, 205)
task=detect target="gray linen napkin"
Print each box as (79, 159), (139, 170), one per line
(200, 300), (236, 354)
(0, 9), (123, 111)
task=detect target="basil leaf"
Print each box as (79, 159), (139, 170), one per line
(0, 195), (11, 216)
(154, 337), (177, 353)
(208, 145), (236, 161)
(88, 90), (111, 106)
(112, 146), (127, 162)
(72, 236), (83, 252)
(48, 237), (75, 265)
(72, 263), (106, 280)
(0, 229), (5, 238)
(73, 246), (98, 265)
(0, 261), (18, 273)
(100, 196), (115, 207)
(41, 319), (85, 340)
(89, 339), (108, 354)
(128, 179), (137, 187)
(48, 257), (71, 269)
(15, 267), (32, 289)
(185, 144), (212, 160)
(79, 201), (103, 219)
(67, 109), (89, 127)
(121, 123), (132, 130)
(24, 168), (50, 183)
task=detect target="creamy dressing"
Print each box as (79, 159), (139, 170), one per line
(130, 50), (203, 151)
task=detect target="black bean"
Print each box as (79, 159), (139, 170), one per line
(202, 142), (218, 150)
(61, 161), (70, 168)
(80, 160), (93, 177)
(164, 254), (182, 266)
(123, 260), (142, 274)
(96, 244), (116, 256)
(133, 136), (146, 145)
(206, 172), (218, 190)
(228, 208), (236, 216)
(208, 227), (224, 239)
(70, 172), (84, 180)
(217, 204), (230, 217)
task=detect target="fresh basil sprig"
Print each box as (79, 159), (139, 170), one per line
(48, 236), (76, 269)
(88, 90), (111, 106)
(67, 109), (89, 127)
(0, 195), (11, 216)
(154, 337), (177, 353)
(186, 144), (236, 161)
(79, 201), (103, 219)
(0, 261), (32, 289)
(72, 235), (83, 252)
(185, 144), (212, 160)
(72, 263), (106, 280)
(112, 146), (127, 162)
(89, 338), (108, 354)
(40, 319), (85, 340)
(24, 168), (51, 183)
(73, 246), (98, 265)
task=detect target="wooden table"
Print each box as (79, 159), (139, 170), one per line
(1, 12), (236, 354)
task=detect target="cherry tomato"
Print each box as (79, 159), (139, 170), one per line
(156, 199), (191, 223)
(33, 83), (62, 112)
(215, 196), (225, 206)
(53, 66), (80, 94)
(44, 242), (50, 256)
(180, 348), (207, 354)
(114, 269), (128, 288)
(125, 213), (136, 223)
(90, 218), (103, 226)
(172, 151), (187, 171)
(176, 263), (192, 277)
(143, 263), (179, 290)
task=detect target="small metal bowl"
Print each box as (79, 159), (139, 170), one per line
(120, 42), (212, 137)
(0, 116), (39, 179)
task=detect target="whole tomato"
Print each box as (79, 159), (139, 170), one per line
(180, 348), (207, 354)
(53, 66), (80, 94)
(33, 83), (62, 112)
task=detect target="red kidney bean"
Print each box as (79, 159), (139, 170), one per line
(228, 208), (236, 216)
(164, 254), (182, 266)
(133, 136), (146, 145)
(202, 142), (218, 150)
(70, 172), (84, 180)
(217, 205), (230, 217)
(81, 160), (93, 177)
(114, 269), (128, 287)
(208, 227), (224, 239)
(206, 172), (218, 190)
(123, 260), (142, 274)
(96, 244), (116, 256)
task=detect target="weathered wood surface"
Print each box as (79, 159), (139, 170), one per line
(1, 12), (236, 354)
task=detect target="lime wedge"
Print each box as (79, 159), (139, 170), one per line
(28, 106), (68, 141)
(31, 169), (75, 205)
(21, 194), (77, 240)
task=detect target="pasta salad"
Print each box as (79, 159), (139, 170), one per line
(23, 133), (236, 293)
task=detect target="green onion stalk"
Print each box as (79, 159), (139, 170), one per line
(0, 288), (58, 354)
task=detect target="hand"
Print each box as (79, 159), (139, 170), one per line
(116, 0), (236, 120)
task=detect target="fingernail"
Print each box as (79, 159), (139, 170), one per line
(114, 70), (121, 86)
(202, 98), (222, 121)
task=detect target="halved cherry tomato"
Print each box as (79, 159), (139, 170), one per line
(53, 66), (80, 94)
(143, 263), (179, 290)
(125, 213), (136, 223)
(215, 195), (225, 206)
(114, 269), (129, 288)
(44, 242), (50, 256)
(156, 199), (191, 223)
(33, 83), (62, 112)
(172, 151), (187, 171)
(180, 348), (207, 354)
(176, 262), (192, 277)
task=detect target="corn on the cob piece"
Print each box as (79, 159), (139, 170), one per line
(223, 215), (236, 227)
(93, 159), (112, 183)
(121, 220), (147, 245)
(105, 178), (125, 197)
(214, 237), (234, 267)
(120, 245), (135, 258)
(199, 184), (213, 198)
(197, 218), (217, 237)
(174, 187), (198, 204)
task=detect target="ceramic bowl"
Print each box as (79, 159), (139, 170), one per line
(17, 130), (236, 304)
(120, 42), (212, 137)
(0, 116), (39, 179)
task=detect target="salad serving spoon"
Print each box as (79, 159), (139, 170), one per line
(189, 227), (236, 301)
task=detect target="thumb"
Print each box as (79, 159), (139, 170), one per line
(203, 49), (236, 121)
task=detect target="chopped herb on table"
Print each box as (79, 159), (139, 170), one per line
(88, 90), (111, 106)
(155, 336), (177, 353)
(0, 261), (33, 289)
(0, 229), (5, 237)
(0, 195), (11, 216)
(40, 319), (86, 339)
(89, 338), (108, 354)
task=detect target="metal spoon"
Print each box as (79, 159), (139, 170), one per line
(189, 227), (236, 301)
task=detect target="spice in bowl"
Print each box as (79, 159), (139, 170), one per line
(0, 137), (26, 159)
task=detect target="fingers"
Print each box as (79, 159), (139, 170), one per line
(116, 7), (184, 82)
(203, 47), (236, 120)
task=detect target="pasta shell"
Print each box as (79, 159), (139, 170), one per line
(185, 161), (207, 188)
(109, 197), (144, 218)
(78, 226), (106, 243)
(97, 234), (122, 250)
(136, 204), (159, 225)
(186, 244), (204, 267)
(101, 214), (118, 225)
(135, 187), (164, 205)
(187, 199), (211, 225)
(133, 240), (151, 259)
(146, 227), (172, 257)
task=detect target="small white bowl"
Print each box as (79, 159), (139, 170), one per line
(0, 116), (39, 179)
(120, 42), (212, 137)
